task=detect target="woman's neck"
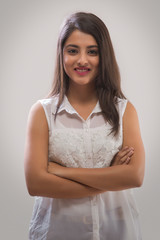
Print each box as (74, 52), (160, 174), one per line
(67, 82), (98, 104)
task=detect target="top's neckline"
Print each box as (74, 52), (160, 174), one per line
(52, 95), (102, 122)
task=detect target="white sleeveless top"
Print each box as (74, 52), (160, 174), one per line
(29, 95), (141, 240)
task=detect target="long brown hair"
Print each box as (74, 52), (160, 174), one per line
(48, 12), (125, 135)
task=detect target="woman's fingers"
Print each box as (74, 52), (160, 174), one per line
(122, 156), (131, 165)
(119, 148), (134, 164)
(111, 146), (134, 166)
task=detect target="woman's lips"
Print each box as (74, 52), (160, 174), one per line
(74, 67), (90, 76)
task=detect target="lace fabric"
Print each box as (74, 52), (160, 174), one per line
(48, 125), (121, 168)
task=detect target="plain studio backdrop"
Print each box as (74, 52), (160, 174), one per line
(0, 0), (160, 239)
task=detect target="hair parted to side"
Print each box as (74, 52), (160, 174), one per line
(48, 12), (125, 135)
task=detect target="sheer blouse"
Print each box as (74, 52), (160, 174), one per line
(29, 95), (141, 240)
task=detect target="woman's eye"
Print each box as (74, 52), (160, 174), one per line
(88, 50), (98, 55)
(67, 49), (78, 54)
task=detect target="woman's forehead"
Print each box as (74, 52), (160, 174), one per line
(64, 30), (98, 47)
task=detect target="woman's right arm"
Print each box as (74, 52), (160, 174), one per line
(24, 102), (104, 199)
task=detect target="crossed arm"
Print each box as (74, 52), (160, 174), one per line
(24, 101), (145, 199)
(24, 102), (104, 199)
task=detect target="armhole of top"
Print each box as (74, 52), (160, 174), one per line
(38, 99), (51, 131)
(120, 99), (128, 146)
(117, 99), (128, 146)
(121, 99), (128, 118)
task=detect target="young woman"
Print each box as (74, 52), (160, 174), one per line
(24, 12), (145, 240)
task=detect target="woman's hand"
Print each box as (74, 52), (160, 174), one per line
(48, 161), (65, 176)
(111, 146), (134, 166)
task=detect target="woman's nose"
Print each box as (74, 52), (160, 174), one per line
(77, 53), (88, 66)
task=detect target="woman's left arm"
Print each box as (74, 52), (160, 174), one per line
(49, 102), (145, 191)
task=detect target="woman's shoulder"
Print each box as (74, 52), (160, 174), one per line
(123, 101), (138, 119)
(28, 95), (58, 122)
(122, 100), (139, 132)
(117, 98), (138, 120)
(38, 95), (59, 108)
(34, 95), (59, 115)
(27, 96), (59, 131)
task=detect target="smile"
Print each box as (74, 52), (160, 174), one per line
(74, 67), (90, 76)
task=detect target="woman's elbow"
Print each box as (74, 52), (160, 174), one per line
(25, 172), (44, 197)
(27, 187), (36, 196)
(136, 175), (144, 187)
(25, 178), (39, 196)
(134, 169), (145, 188)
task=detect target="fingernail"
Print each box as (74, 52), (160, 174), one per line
(129, 151), (134, 155)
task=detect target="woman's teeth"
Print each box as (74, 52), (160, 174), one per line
(77, 69), (88, 72)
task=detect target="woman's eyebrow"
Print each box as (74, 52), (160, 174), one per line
(65, 44), (98, 48)
(87, 45), (98, 48)
(65, 44), (79, 48)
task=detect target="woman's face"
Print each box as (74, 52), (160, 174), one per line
(63, 29), (99, 87)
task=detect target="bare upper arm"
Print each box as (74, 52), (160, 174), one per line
(122, 101), (145, 185)
(24, 101), (49, 191)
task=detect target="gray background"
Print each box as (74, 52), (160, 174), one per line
(0, 0), (160, 239)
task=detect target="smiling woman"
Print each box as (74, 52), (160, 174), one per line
(63, 30), (99, 87)
(24, 12), (145, 240)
